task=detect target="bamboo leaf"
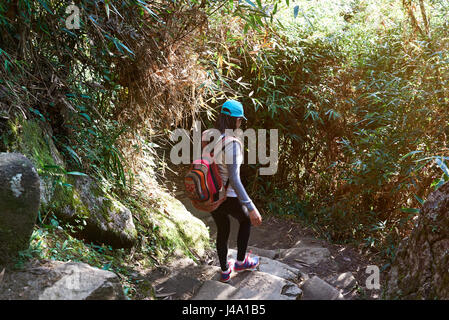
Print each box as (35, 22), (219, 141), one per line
(117, 40), (135, 56)
(400, 150), (423, 161)
(79, 113), (91, 122)
(293, 5), (299, 19)
(105, 2), (110, 19)
(64, 145), (82, 166)
(414, 194), (424, 205)
(245, 0), (256, 7)
(401, 208), (420, 214)
(435, 157), (449, 178)
(37, 0), (53, 14)
(66, 171), (89, 177)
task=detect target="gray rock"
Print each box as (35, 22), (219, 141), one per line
(278, 246), (335, 267)
(327, 272), (357, 293)
(0, 153), (40, 265)
(193, 270), (302, 300)
(386, 181), (449, 299)
(55, 176), (137, 248)
(231, 272), (300, 300)
(192, 280), (240, 300)
(11, 121), (63, 210)
(38, 262), (125, 300)
(247, 246), (279, 260)
(300, 276), (344, 300)
(0, 260), (125, 300)
(258, 257), (307, 282)
(282, 282), (303, 299)
(9, 120), (137, 249)
(227, 248), (306, 282)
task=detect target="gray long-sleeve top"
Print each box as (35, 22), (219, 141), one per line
(218, 140), (255, 212)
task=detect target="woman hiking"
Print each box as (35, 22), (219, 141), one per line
(208, 99), (263, 283)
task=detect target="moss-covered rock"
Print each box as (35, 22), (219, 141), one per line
(53, 176), (138, 248)
(148, 190), (210, 259)
(5, 118), (208, 260)
(386, 181), (449, 299)
(0, 153), (40, 265)
(8, 119), (65, 208)
(7, 119), (137, 248)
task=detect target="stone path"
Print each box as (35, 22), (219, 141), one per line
(192, 248), (343, 300)
(147, 240), (355, 300)
(145, 196), (366, 300)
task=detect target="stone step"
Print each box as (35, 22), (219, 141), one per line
(300, 275), (345, 300)
(278, 246), (333, 267)
(192, 280), (240, 300)
(325, 272), (358, 296)
(230, 271), (302, 300)
(227, 249), (307, 282)
(192, 249), (304, 300)
(246, 246), (280, 260)
(192, 270), (302, 300)
(147, 258), (222, 300)
(149, 246), (346, 301)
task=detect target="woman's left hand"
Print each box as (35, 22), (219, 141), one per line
(249, 208), (262, 226)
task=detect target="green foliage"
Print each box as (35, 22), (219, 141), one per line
(3, 0), (449, 287)
(0, 0), (283, 186)
(264, 187), (308, 218)
(199, 0), (449, 258)
(1, 2), (232, 301)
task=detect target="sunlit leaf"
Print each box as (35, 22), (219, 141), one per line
(293, 5), (299, 19)
(435, 157), (449, 178)
(401, 208), (420, 214)
(66, 171), (89, 177)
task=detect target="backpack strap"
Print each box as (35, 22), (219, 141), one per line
(201, 131), (225, 154)
(214, 135), (242, 160)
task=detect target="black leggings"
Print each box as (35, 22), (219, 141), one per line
(211, 197), (251, 271)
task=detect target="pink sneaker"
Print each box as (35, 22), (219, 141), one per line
(234, 251), (259, 272)
(220, 260), (234, 283)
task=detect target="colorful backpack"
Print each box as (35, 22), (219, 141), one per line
(184, 131), (239, 212)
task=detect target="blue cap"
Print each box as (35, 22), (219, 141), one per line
(220, 100), (247, 120)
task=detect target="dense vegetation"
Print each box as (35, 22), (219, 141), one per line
(200, 0), (449, 261)
(1, 0), (449, 295)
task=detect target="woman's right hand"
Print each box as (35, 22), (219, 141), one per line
(249, 208), (262, 226)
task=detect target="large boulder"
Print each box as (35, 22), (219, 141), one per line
(53, 176), (138, 248)
(0, 260), (125, 300)
(386, 182), (449, 299)
(9, 120), (64, 208)
(151, 191), (211, 258)
(10, 120), (137, 248)
(0, 153), (40, 265)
